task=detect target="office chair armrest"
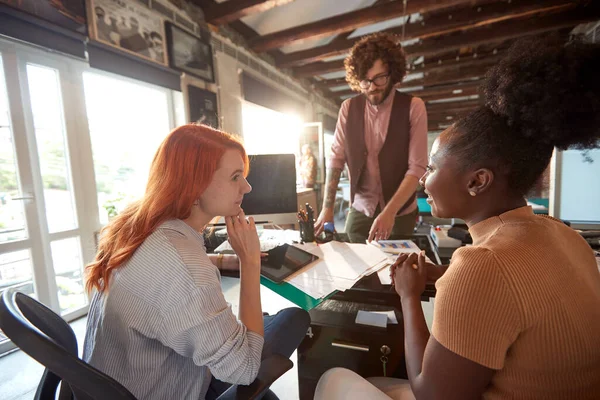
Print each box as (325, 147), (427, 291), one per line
(216, 354), (293, 400)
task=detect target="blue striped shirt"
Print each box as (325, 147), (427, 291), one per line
(83, 219), (264, 399)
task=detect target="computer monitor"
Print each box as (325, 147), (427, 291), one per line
(551, 148), (600, 230)
(240, 153), (298, 225)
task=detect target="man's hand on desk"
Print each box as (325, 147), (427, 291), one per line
(314, 207), (334, 237)
(367, 208), (396, 242)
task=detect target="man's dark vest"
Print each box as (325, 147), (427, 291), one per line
(344, 91), (414, 215)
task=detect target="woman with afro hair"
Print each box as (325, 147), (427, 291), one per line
(315, 36), (600, 400)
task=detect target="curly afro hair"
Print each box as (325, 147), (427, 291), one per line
(446, 36), (600, 196)
(344, 33), (407, 92)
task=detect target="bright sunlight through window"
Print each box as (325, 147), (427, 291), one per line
(242, 101), (303, 156)
(83, 72), (171, 224)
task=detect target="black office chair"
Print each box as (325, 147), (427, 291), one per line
(0, 289), (292, 400)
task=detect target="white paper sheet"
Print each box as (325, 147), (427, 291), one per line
(377, 263), (393, 285)
(284, 242), (389, 299)
(371, 310), (399, 324)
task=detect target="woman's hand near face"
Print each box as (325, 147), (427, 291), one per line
(225, 209), (260, 271)
(226, 209), (264, 336)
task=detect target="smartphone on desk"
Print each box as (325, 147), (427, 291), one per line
(260, 243), (318, 284)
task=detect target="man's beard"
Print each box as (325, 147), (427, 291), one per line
(366, 83), (393, 106)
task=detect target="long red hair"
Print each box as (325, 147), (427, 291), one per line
(85, 124), (249, 293)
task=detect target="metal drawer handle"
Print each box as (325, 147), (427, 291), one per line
(331, 341), (369, 352)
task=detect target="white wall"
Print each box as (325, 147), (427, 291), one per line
(213, 50), (338, 138)
(214, 52), (244, 135)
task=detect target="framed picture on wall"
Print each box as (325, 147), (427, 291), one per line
(165, 22), (215, 83)
(87, 0), (167, 65)
(1, 0), (87, 34)
(187, 85), (219, 129)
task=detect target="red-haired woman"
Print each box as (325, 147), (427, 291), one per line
(82, 124), (310, 400)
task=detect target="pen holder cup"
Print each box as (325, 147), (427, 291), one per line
(299, 221), (315, 243)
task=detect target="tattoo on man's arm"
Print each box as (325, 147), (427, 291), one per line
(323, 168), (342, 209)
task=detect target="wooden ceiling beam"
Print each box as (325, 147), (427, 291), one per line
(294, 59), (345, 78)
(204, 0), (296, 25)
(277, 0), (573, 68)
(332, 88), (356, 98)
(290, 4), (599, 77)
(408, 52), (505, 75)
(420, 87), (480, 102)
(330, 79), (483, 100)
(428, 125), (453, 132)
(410, 3), (600, 58)
(428, 122), (455, 130)
(250, 0), (470, 53)
(428, 111), (473, 121)
(413, 80), (483, 97)
(428, 119), (456, 124)
(429, 114), (462, 122)
(329, 66), (490, 98)
(408, 64), (491, 88)
(317, 77), (348, 89)
(426, 101), (481, 115)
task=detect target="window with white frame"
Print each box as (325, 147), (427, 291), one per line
(83, 71), (173, 224)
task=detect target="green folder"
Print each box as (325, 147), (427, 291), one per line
(260, 276), (335, 311)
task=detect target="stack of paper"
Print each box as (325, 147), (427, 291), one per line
(283, 241), (389, 299)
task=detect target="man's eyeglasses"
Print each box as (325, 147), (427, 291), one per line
(359, 73), (390, 90)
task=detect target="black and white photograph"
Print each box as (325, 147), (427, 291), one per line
(187, 85), (218, 129)
(166, 22), (214, 83)
(1, 0), (87, 34)
(88, 0), (167, 65)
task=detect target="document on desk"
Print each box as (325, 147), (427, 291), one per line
(369, 239), (421, 255)
(284, 241), (389, 299)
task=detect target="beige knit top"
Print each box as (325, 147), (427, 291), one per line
(432, 206), (600, 399)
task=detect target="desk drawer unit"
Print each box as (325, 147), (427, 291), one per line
(298, 301), (407, 400)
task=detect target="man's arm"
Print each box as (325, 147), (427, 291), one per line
(381, 175), (420, 216)
(323, 168), (343, 209)
(314, 168), (342, 236)
(315, 100), (350, 235)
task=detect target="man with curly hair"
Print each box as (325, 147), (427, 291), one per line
(314, 33), (428, 243)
